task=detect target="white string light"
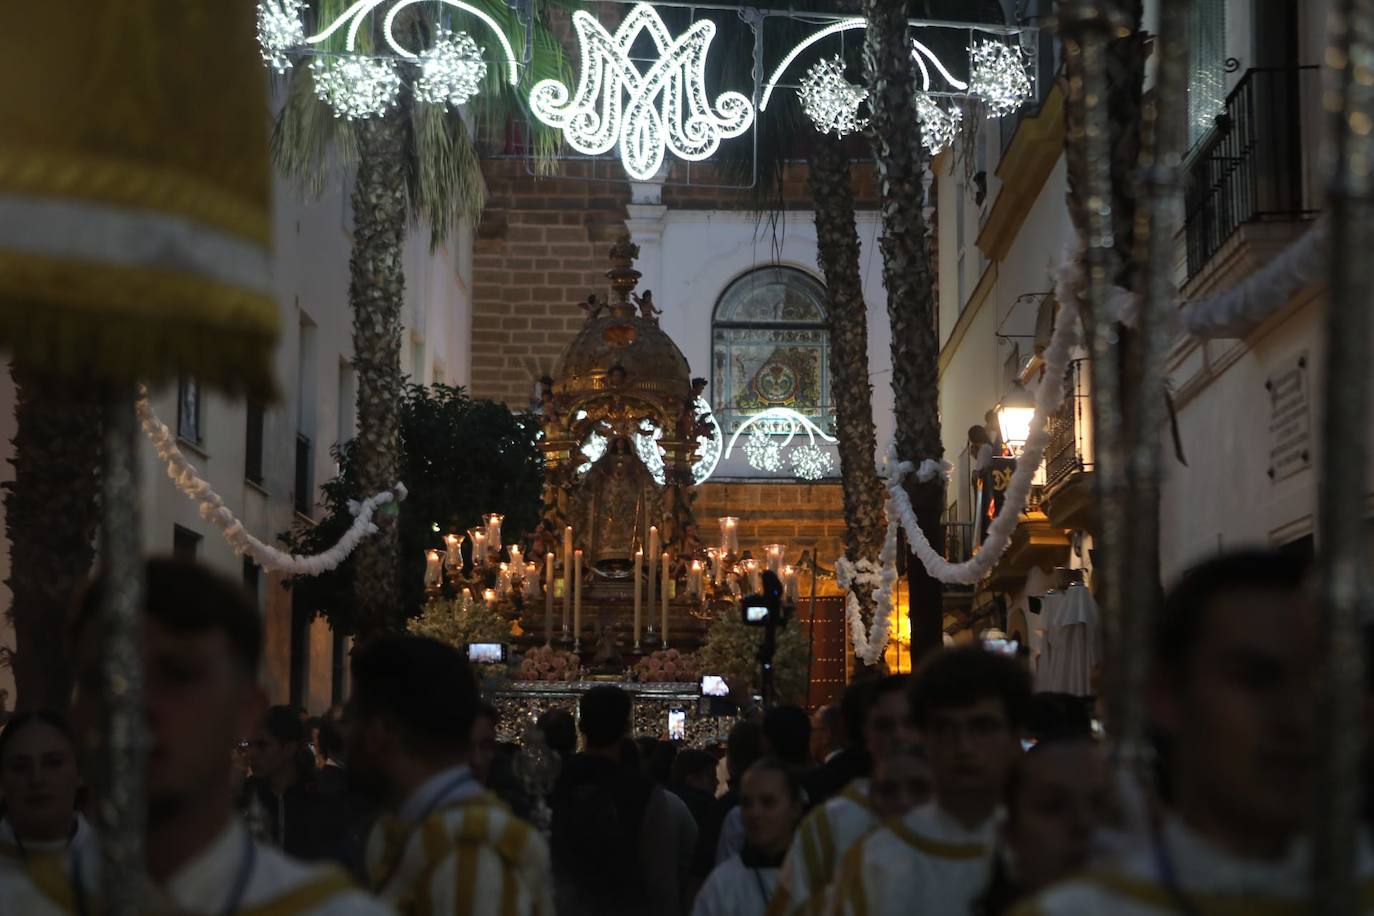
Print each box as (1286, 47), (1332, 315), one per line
(413, 28), (487, 107)
(310, 56), (403, 119)
(743, 425), (784, 473)
(258, 0), (307, 73)
(528, 3), (754, 181)
(969, 39), (1032, 117)
(378, 0), (520, 85)
(916, 92), (962, 154)
(798, 56), (868, 137)
(791, 443), (833, 479)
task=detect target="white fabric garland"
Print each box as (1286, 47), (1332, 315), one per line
(136, 388), (407, 576)
(1181, 218), (1326, 340)
(836, 487), (900, 665)
(888, 243), (1084, 585)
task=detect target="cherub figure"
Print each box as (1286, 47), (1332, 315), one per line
(633, 290), (661, 321)
(578, 294), (605, 320)
(530, 518), (560, 566)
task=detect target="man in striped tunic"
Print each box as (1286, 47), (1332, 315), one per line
(348, 637), (553, 916)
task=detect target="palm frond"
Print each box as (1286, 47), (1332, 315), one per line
(409, 101), (486, 246)
(270, 63), (359, 199)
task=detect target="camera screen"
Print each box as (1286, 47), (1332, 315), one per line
(467, 643), (505, 664)
(701, 675), (729, 697)
(744, 605), (769, 623)
(668, 709), (686, 741)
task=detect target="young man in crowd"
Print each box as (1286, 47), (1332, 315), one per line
(549, 684), (695, 916)
(717, 705), (813, 864)
(348, 635), (551, 915)
(0, 558), (387, 914)
(1016, 550), (1343, 914)
(838, 646), (1029, 916)
(769, 675), (921, 916)
(695, 719), (762, 881)
(243, 705), (330, 859)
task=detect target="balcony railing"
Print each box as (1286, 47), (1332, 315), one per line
(1044, 358), (1093, 496)
(944, 522), (974, 565)
(1184, 66), (1319, 280)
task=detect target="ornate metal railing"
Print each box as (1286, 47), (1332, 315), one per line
(944, 521), (974, 564)
(1043, 358), (1093, 496)
(1183, 66), (1320, 280)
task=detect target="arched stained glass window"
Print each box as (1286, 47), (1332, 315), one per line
(711, 267), (831, 434)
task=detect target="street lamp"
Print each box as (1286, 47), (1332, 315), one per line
(996, 383), (1037, 455)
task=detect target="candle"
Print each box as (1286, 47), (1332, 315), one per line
(461, 587), (473, 611)
(719, 517), (739, 556)
(498, 563), (511, 598)
(633, 548), (643, 647)
(783, 564), (798, 603)
(424, 549), (442, 589)
(544, 552), (555, 645)
(508, 544), (523, 578)
(707, 547), (720, 585)
(482, 588), (497, 612)
(484, 513), (504, 550)
(647, 526), (659, 625)
(661, 552), (670, 647)
(563, 526), (573, 631)
(689, 560), (704, 598)
(765, 544), (784, 575)
(525, 561), (538, 584)
(443, 533), (463, 572)
(472, 531), (487, 567)
(743, 559), (760, 593)
(573, 549), (584, 644)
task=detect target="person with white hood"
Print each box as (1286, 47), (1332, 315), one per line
(693, 758), (803, 916)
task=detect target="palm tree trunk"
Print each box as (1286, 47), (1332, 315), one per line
(350, 110), (409, 642)
(3, 365), (101, 710)
(862, 0), (945, 660)
(809, 134), (886, 648)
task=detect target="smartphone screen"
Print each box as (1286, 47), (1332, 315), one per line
(668, 709), (686, 741)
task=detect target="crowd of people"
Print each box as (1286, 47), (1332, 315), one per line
(0, 547), (1343, 913)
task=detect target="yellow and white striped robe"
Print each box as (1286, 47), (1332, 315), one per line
(767, 780), (877, 916)
(366, 792), (553, 916)
(833, 801), (996, 916)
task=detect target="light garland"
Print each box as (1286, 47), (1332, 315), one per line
(725, 407), (837, 476)
(413, 28), (487, 107)
(969, 39), (1032, 118)
(798, 56), (868, 137)
(258, 0), (307, 73)
(791, 443), (833, 480)
(136, 388), (406, 576)
(743, 425), (784, 473)
(888, 242), (1083, 585)
(528, 3), (755, 181)
(916, 92), (962, 155)
(310, 56), (402, 120)
(575, 398), (721, 484)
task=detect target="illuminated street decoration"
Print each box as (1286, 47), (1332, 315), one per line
(726, 407), (838, 477)
(310, 56), (403, 120)
(413, 28), (488, 107)
(915, 91), (962, 154)
(968, 39), (1032, 116)
(577, 399), (722, 484)
(528, 3), (755, 181)
(257, 0), (307, 73)
(799, 57), (868, 137)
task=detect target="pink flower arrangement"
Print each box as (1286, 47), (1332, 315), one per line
(632, 649), (697, 683)
(514, 645), (584, 682)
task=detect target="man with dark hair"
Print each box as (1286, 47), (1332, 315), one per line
(1022, 550), (1330, 914)
(839, 647), (1029, 915)
(775, 675), (916, 915)
(809, 703), (846, 768)
(670, 748), (719, 826)
(242, 704), (331, 859)
(0, 558), (386, 914)
(350, 635), (551, 915)
(694, 720), (762, 881)
(550, 685), (695, 916)
(537, 707), (577, 761)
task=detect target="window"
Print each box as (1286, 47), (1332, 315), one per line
(295, 433), (313, 516)
(172, 525), (201, 561)
(242, 557), (261, 611)
(245, 401), (265, 485)
(711, 267), (830, 434)
(1187, 0), (1227, 146)
(337, 360), (356, 448)
(177, 376), (202, 445)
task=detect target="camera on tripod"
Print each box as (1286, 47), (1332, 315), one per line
(741, 570), (792, 626)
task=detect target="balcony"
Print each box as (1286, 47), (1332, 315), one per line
(1183, 66), (1319, 284)
(1040, 358), (1095, 532)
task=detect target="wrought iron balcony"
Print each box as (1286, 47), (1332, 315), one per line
(1183, 66), (1319, 281)
(1042, 358), (1093, 508)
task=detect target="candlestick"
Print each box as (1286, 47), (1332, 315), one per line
(647, 526), (659, 631)
(461, 587), (473, 612)
(508, 544), (523, 579)
(689, 560), (704, 598)
(783, 565), (798, 604)
(525, 561), (537, 584)
(661, 551), (670, 647)
(563, 527), (573, 634)
(719, 517), (739, 556)
(544, 552), (554, 645)
(472, 531), (487, 567)
(497, 563), (511, 598)
(424, 549), (442, 589)
(482, 588), (497, 612)
(484, 513), (504, 551)
(443, 533), (463, 572)
(765, 544), (784, 575)
(634, 548), (643, 649)
(707, 547), (720, 585)
(573, 549), (584, 648)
